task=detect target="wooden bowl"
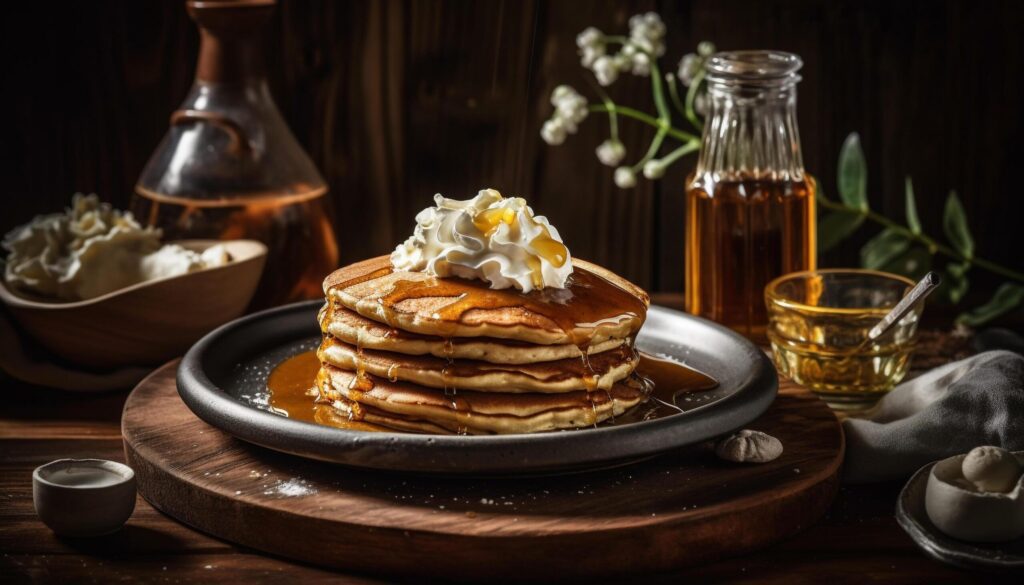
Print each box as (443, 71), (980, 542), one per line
(0, 240), (267, 369)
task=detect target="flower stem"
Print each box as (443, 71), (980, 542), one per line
(588, 103), (700, 143)
(818, 197), (1024, 283)
(684, 70), (705, 133)
(592, 87), (619, 140)
(633, 127), (669, 171)
(666, 73), (688, 119)
(650, 60), (671, 122)
(660, 141), (701, 165)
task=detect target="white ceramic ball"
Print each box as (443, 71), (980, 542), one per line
(961, 446), (1021, 493)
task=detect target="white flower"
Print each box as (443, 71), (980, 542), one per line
(541, 117), (568, 145)
(614, 167), (637, 188)
(577, 28), (606, 68)
(550, 85), (588, 128)
(595, 139), (625, 166)
(628, 12), (666, 57)
(580, 45), (605, 68)
(630, 51), (651, 76)
(678, 42), (717, 86)
(643, 159), (666, 179)
(677, 53), (701, 86)
(550, 85), (572, 105)
(592, 55), (620, 86)
(542, 85), (589, 144)
(576, 27), (603, 49)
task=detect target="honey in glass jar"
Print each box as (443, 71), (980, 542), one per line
(685, 51), (816, 342)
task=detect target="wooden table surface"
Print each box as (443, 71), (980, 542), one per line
(0, 296), (1015, 584)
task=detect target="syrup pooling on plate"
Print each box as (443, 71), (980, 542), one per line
(269, 350), (376, 431)
(268, 350), (718, 433)
(618, 353), (721, 424)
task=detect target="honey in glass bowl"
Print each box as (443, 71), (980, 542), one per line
(765, 269), (921, 411)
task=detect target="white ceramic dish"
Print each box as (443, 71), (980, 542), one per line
(896, 453), (1024, 572)
(925, 452), (1024, 542)
(33, 459), (137, 537)
(0, 239), (266, 369)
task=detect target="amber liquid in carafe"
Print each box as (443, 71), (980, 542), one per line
(133, 186), (339, 307)
(685, 176), (816, 342)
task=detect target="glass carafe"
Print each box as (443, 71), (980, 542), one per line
(685, 51), (816, 343)
(131, 0), (338, 307)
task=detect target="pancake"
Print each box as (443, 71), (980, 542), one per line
(316, 364), (648, 434)
(313, 399), (455, 435)
(323, 256), (649, 346)
(318, 337), (638, 393)
(319, 303), (627, 364)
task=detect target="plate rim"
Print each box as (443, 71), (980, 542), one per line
(177, 300), (778, 473)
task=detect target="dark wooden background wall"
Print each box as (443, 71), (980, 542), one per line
(3, 0), (1022, 294)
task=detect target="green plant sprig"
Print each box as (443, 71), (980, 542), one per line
(587, 103), (700, 143)
(545, 25), (1022, 327)
(585, 37), (704, 156)
(818, 133), (1024, 326)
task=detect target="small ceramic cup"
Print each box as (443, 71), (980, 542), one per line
(33, 459), (136, 537)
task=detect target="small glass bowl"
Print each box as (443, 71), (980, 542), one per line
(764, 269), (921, 411)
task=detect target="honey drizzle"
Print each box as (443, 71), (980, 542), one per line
(529, 226), (568, 268)
(333, 265), (647, 345)
(345, 337), (374, 416)
(577, 344), (603, 428)
(314, 260), (659, 434)
(469, 203), (568, 279)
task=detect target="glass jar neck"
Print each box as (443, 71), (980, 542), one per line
(187, 0), (273, 85)
(694, 81), (805, 183)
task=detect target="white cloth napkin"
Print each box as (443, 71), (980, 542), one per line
(843, 350), (1024, 483)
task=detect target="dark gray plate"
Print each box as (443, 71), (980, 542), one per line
(896, 460), (1024, 572)
(177, 300), (777, 474)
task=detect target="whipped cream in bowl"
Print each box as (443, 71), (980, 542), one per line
(2, 194), (232, 302)
(391, 189), (572, 293)
(0, 194), (267, 371)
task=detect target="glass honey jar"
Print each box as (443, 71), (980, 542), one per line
(685, 51), (816, 342)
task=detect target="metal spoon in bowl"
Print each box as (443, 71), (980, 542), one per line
(859, 271), (942, 350)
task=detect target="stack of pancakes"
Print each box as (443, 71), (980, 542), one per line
(314, 256), (651, 434)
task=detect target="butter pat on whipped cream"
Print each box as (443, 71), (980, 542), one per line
(2, 194), (231, 301)
(391, 189), (572, 292)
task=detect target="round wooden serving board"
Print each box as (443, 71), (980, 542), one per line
(123, 361), (844, 581)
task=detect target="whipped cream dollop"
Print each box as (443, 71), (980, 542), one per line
(3, 194), (230, 301)
(391, 189), (572, 292)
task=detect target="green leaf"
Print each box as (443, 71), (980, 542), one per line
(860, 228), (911, 269)
(904, 177), (922, 235)
(941, 261), (971, 304)
(817, 210), (865, 254)
(880, 245), (932, 282)
(943, 190), (974, 259)
(838, 133), (869, 211)
(957, 283), (1024, 326)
